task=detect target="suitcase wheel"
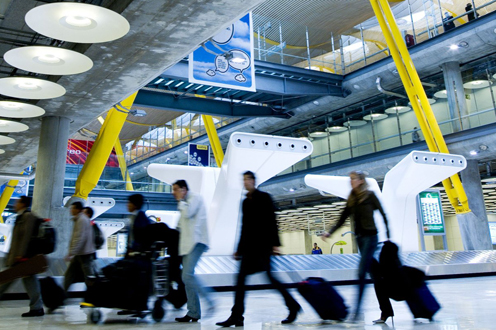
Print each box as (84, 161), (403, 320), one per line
(152, 299), (165, 322)
(90, 309), (102, 324)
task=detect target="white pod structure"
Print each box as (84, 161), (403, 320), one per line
(305, 151), (466, 251)
(147, 132), (313, 255)
(382, 151), (466, 251)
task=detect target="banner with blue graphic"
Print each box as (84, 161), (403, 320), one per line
(188, 144), (210, 167)
(189, 13), (256, 92)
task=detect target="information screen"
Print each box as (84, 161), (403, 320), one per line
(418, 190), (445, 234)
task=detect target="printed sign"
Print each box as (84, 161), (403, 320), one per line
(189, 13), (256, 92)
(188, 144), (210, 167)
(418, 190), (445, 234)
(67, 139), (119, 167)
(489, 223), (496, 244)
(0, 168), (31, 198)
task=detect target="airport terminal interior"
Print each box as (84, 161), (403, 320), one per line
(0, 0), (496, 328)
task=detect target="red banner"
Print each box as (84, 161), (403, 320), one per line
(67, 139), (119, 167)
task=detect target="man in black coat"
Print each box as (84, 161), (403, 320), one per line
(216, 171), (301, 327)
(126, 194), (152, 255)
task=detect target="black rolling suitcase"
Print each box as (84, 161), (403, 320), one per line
(297, 277), (348, 321)
(406, 283), (440, 320)
(40, 276), (66, 310)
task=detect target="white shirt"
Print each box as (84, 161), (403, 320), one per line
(176, 192), (209, 256)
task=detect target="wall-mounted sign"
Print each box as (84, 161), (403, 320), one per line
(67, 139), (119, 167)
(418, 190), (445, 235)
(488, 223), (496, 244)
(188, 143), (210, 167)
(189, 13), (256, 92)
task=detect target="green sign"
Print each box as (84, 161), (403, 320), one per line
(418, 191), (445, 234)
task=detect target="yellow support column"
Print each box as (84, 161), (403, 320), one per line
(0, 179), (19, 223)
(114, 140), (134, 191)
(73, 92), (137, 200)
(202, 114), (224, 167)
(370, 0), (469, 213)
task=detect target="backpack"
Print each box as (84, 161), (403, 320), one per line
(92, 221), (105, 250)
(27, 218), (56, 256)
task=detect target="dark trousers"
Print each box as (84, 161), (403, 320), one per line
(355, 234), (378, 315)
(64, 253), (95, 292)
(370, 261), (394, 317)
(231, 259), (299, 317)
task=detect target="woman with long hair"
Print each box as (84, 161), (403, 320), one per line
(322, 171), (390, 321)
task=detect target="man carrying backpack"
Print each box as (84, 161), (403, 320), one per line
(64, 202), (96, 293)
(0, 196), (44, 317)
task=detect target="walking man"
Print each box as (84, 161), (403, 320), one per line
(172, 180), (212, 322)
(126, 194), (152, 255)
(64, 202), (96, 292)
(216, 171), (301, 327)
(0, 196), (44, 317)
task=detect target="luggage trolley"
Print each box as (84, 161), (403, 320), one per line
(84, 248), (170, 324)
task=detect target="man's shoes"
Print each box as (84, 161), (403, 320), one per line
(21, 309), (44, 317)
(281, 304), (301, 324)
(175, 315), (199, 322)
(216, 316), (244, 327)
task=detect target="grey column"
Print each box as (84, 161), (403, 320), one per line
(456, 160), (492, 250)
(32, 116), (71, 258)
(441, 61), (469, 132)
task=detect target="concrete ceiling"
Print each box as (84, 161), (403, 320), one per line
(0, 0), (266, 173)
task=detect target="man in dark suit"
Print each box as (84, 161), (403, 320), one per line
(126, 194), (152, 255)
(216, 171), (301, 327)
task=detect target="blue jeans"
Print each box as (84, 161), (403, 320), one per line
(182, 243), (210, 319)
(355, 234), (378, 315)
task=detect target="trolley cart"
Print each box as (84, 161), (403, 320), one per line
(83, 254), (169, 324)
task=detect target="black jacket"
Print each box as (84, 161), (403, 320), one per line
(330, 191), (389, 237)
(128, 210), (152, 253)
(237, 189), (280, 273)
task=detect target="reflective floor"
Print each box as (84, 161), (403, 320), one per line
(0, 276), (494, 329)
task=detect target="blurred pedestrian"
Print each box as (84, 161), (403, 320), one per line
(322, 171), (390, 321)
(172, 180), (212, 322)
(126, 194), (152, 255)
(216, 171), (301, 327)
(312, 243), (323, 254)
(412, 127), (420, 143)
(465, 3), (478, 21)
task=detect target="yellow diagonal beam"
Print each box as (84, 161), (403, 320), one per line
(73, 92), (138, 199)
(202, 114), (224, 167)
(0, 178), (20, 223)
(371, 0), (469, 213)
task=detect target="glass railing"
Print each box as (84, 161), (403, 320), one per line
(253, 0), (496, 74)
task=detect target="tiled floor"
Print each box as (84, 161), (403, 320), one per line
(0, 276), (495, 329)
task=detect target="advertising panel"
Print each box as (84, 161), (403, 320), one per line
(188, 143), (210, 167)
(418, 190), (445, 235)
(189, 13), (256, 92)
(67, 139), (119, 167)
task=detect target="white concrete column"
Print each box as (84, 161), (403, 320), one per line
(457, 160), (492, 250)
(32, 116), (71, 258)
(441, 61), (469, 132)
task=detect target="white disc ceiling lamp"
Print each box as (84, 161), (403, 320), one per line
(4, 46), (93, 75)
(0, 149), (5, 155)
(0, 135), (15, 145)
(0, 119), (29, 133)
(0, 101), (45, 118)
(25, 3), (130, 43)
(0, 77), (65, 99)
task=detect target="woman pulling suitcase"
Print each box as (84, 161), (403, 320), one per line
(322, 170), (390, 322)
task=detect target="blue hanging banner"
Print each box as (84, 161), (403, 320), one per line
(188, 143), (210, 167)
(189, 13), (256, 92)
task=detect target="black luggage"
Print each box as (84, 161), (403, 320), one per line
(297, 277), (348, 321)
(40, 276), (66, 309)
(406, 283), (441, 320)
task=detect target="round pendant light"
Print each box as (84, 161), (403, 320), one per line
(25, 3), (130, 43)
(343, 120), (367, 127)
(309, 131), (327, 138)
(463, 80), (490, 89)
(363, 113), (388, 121)
(0, 149), (5, 155)
(0, 101), (45, 118)
(0, 77), (65, 99)
(385, 106), (411, 114)
(0, 135), (15, 145)
(4, 46), (93, 75)
(0, 119), (29, 133)
(326, 126), (347, 133)
(434, 90), (448, 98)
